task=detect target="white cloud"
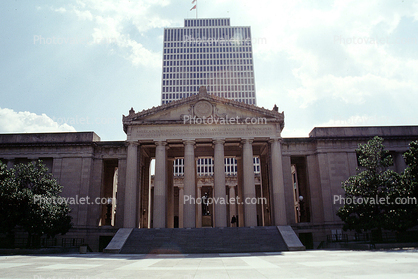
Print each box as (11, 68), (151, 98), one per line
(73, 8), (93, 21)
(0, 108), (76, 133)
(37, 0), (418, 135)
(54, 7), (67, 13)
(282, 127), (312, 138)
(289, 72), (417, 108)
(232, 0), (418, 110)
(320, 114), (393, 127)
(90, 15), (160, 67)
(50, 0), (171, 67)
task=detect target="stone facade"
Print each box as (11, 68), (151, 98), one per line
(1, 92), (417, 250)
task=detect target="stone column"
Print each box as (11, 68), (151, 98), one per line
(124, 142), (138, 228)
(228, 185), (237, 227)
(183, 140), (196, 228)
(153, 141), (167, 228)
(140, 157), (151, 228)
(236, 157), (244, 227)
(137, 162), (144, 228)
(178, 186), (184, 228)
(260, 154), (272, 226)
(167, 158), (174, 228)
(242, 138), (257, 227)
(115, 158), (126, 228)
(259, 183), (265, 227)
(197, 185), (202, 228)
(213, 139), (227, 227)
(270, 138), (287, 225)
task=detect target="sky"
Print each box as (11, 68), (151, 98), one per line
(1, 0), (418, 141)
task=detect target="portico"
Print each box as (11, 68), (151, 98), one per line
(122, 86), (286, 229)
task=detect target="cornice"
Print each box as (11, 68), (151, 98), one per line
(123, 89), (284, 124)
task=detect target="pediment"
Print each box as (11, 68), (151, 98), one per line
(123, 87), (284, 133)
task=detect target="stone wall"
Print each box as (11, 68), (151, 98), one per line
(1, 126), (417, 249)
(0, 132), (127, 251)
(283, 126), (418, 247)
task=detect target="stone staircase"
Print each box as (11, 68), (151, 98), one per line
(118, 226), (289, 254)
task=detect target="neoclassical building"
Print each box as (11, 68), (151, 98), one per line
(121, 87), (286, 231)
(1, 87), (417, 251)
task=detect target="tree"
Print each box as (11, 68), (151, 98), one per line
(404, 140), (418, 188)
(0, 160), (72, 248)
(337, 136), (417, 239)
(0, 162), (20, 236)
(403, 140), (418, 225)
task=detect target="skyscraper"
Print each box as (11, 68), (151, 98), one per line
(161, 18), (260, 177)
(161, 18), (256, 105)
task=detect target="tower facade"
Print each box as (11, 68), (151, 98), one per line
(161, 18), (256, 105)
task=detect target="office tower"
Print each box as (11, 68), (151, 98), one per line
(162, 18), (260, 177)
(161, 18), (256, 105)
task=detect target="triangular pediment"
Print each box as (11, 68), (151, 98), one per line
(123, 87), (284, 133)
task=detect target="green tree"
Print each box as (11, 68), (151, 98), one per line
(0, 160), (72, 248)
(404, 140), (418, 188)
(403, 140), (418, 225)
(337, 136), (416, 239)
(0, 162), (20, 236)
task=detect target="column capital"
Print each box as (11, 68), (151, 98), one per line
(183, 139), (196, 145)
(241, 138), (254, 145)
(155, 141), (167, 146)
(213, 139), (225, 145)
(227, 185), (236, 189)
(126, 141), (139, 147)
(268, 137), (282, 144)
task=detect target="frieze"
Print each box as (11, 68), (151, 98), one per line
(129, 124), (278, 141)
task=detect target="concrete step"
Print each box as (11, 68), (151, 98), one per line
(119, 226), (289, 254)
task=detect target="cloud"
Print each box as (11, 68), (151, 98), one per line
(320, 114), (393, 127)
(229, 0), (418, 109)
(54, 7), (67, 13)
(73, 8), (93, 21)
(0, 108), (76, 133)
(49, 0), (171, 67)
(34, 0), (418, 137)
(282, 127), (312, 138)
(288, 73), (417, 108)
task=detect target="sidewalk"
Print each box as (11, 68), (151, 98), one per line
(1, 249), (418, 279)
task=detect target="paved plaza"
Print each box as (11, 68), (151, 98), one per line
(1, 249), (418, 279)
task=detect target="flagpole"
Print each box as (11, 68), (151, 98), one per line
(190, 0), (197, 18)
